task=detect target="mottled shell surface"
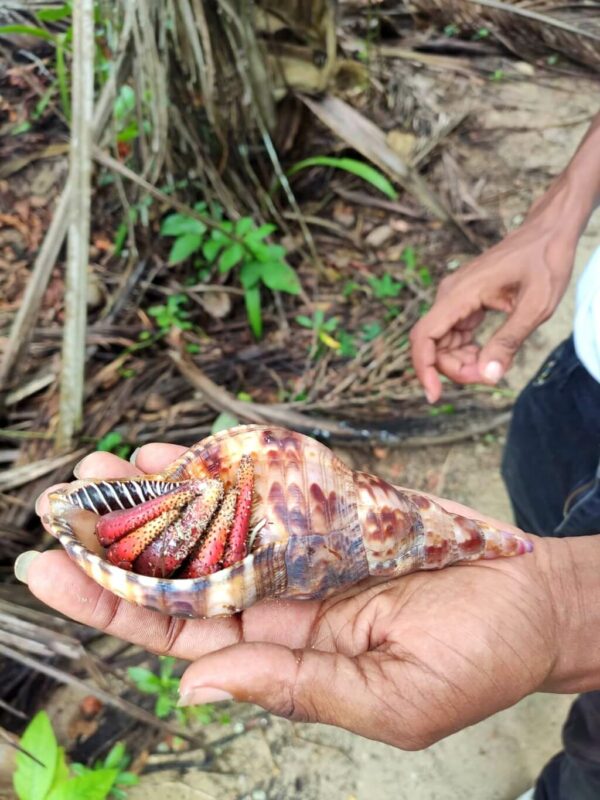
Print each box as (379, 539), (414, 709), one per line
(47, 425), (530, 618)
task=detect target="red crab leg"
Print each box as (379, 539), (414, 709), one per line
(178, 488), (239, 578)
(222, 455), (254, 568)
(133, 482), (223, 578)
(96, 482), (206, 546)
(106, 509), (180, 570)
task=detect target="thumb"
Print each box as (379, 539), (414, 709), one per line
(478, 293), (539, 383)
(178, 642), (400, 742)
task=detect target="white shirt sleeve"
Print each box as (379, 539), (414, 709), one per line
(574, 246), (600, 383)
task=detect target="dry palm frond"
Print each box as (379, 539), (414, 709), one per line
(412, 0), (600, 69)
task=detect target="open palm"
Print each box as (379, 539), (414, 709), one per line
(31, 443), (557, 750)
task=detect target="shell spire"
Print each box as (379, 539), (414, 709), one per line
(46, 424), (532, 618)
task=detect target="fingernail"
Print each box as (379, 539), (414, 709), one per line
(129, 447), (140, 465)
(73, 458), (86, 479)
(425, 389), (435, 404)
(34, 494), (44, 516)
(178, 687), (233, 707)
(14, 551), (41, 584)
(482, 360), (503, 382)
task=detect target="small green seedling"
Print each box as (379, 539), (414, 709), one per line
(128, 656), (228, 726)
(148, 294), (193, 333)
(97, 431), (133, 461)
(72, 743), (139, 800)
(296, 311), (341, 355)
(160, 204), (300, 338)
(13, 711), (122, 800)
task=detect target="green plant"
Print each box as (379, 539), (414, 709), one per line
(428, 403), (455, 417)
(472, 26), (490, 40)
(72, 743), (138, 800)
(443, 23), (460, 37)
(96, 431), (133, 460)
(400, 247), (432, 287)
(295, 311), (341, 355)
(147, 293), (193, 333)
(160, 204), (300, 338)
(128, 657), (227, 726)
(288, 156), (397, 200)
(367, 273), (404, 299)
(13, 711), (123, 800)
(361, 321), (383, 342)
(490, 69), (506, 82)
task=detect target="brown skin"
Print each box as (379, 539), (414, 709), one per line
(24, 445), (600, 750)
(410, 112), (600, 403)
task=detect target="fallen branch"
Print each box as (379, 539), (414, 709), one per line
(170, 348), (512, 447)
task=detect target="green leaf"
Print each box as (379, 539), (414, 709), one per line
(159, 656), (176, 681)
(361, 322), (383, 342)
(97, 432), (123, 453)
(168, 234), (203, 264)
(244, 287), (262, 338)
(401, 246), (417, 271)
(155, 694), (174, 719)
(211, 411), (240, 434)
(14, 711), (58, 800)
(0, 24), (55, 42)
(234, 217), (254, 236)
(339, 331), (357, 358)
(55, 34), (69, 120)
(37, 6), (72, 22)
(161, 215), (206, 238)
(239, 261), (263, 290)
(259, 262), (300, 295)
(244, 224), (276, 248)
(47, 769), (118, 800)
(113, 85), (135, 121)
(295, 315), (313, 329)
(103, 743), (126, 771)
(202, 238), (224, 263)
(127, 667), (161, 694)
(218, 243), (244, 273)
(288, 157), (397, 200)
(114, 772), (138, 787)
(50, 748), (70, 794)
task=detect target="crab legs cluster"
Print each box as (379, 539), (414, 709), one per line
(94, 456), (255, 578)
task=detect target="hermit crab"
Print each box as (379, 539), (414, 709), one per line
(47, 424), (532, 618)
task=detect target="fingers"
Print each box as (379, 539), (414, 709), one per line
(26, 550), (242, 659)
(133, 443), (187, 475)
(410, 297), (476, 402)
(179, 642), (411, 745)
(477, 289), (542, 383)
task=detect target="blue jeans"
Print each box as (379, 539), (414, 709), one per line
(502, 337), (600, 799)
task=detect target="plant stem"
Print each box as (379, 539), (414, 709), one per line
(56, 0), (94, 451)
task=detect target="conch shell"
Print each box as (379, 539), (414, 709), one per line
(46, 425), (531, 618)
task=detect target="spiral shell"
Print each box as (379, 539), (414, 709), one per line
(47, 425), (531, 618)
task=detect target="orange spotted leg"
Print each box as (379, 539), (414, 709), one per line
(180, 455), (255, 578)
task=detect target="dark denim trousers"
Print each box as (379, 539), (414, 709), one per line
(501, 337), (600, 800)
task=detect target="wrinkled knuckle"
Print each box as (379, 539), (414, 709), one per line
(90, 588), (121, 631)
(151, 617), (186, 656)
(496, 333), (522, 354)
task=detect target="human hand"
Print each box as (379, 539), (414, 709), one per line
(21, 444), (585, 749)
(410, 195), (578, 403)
